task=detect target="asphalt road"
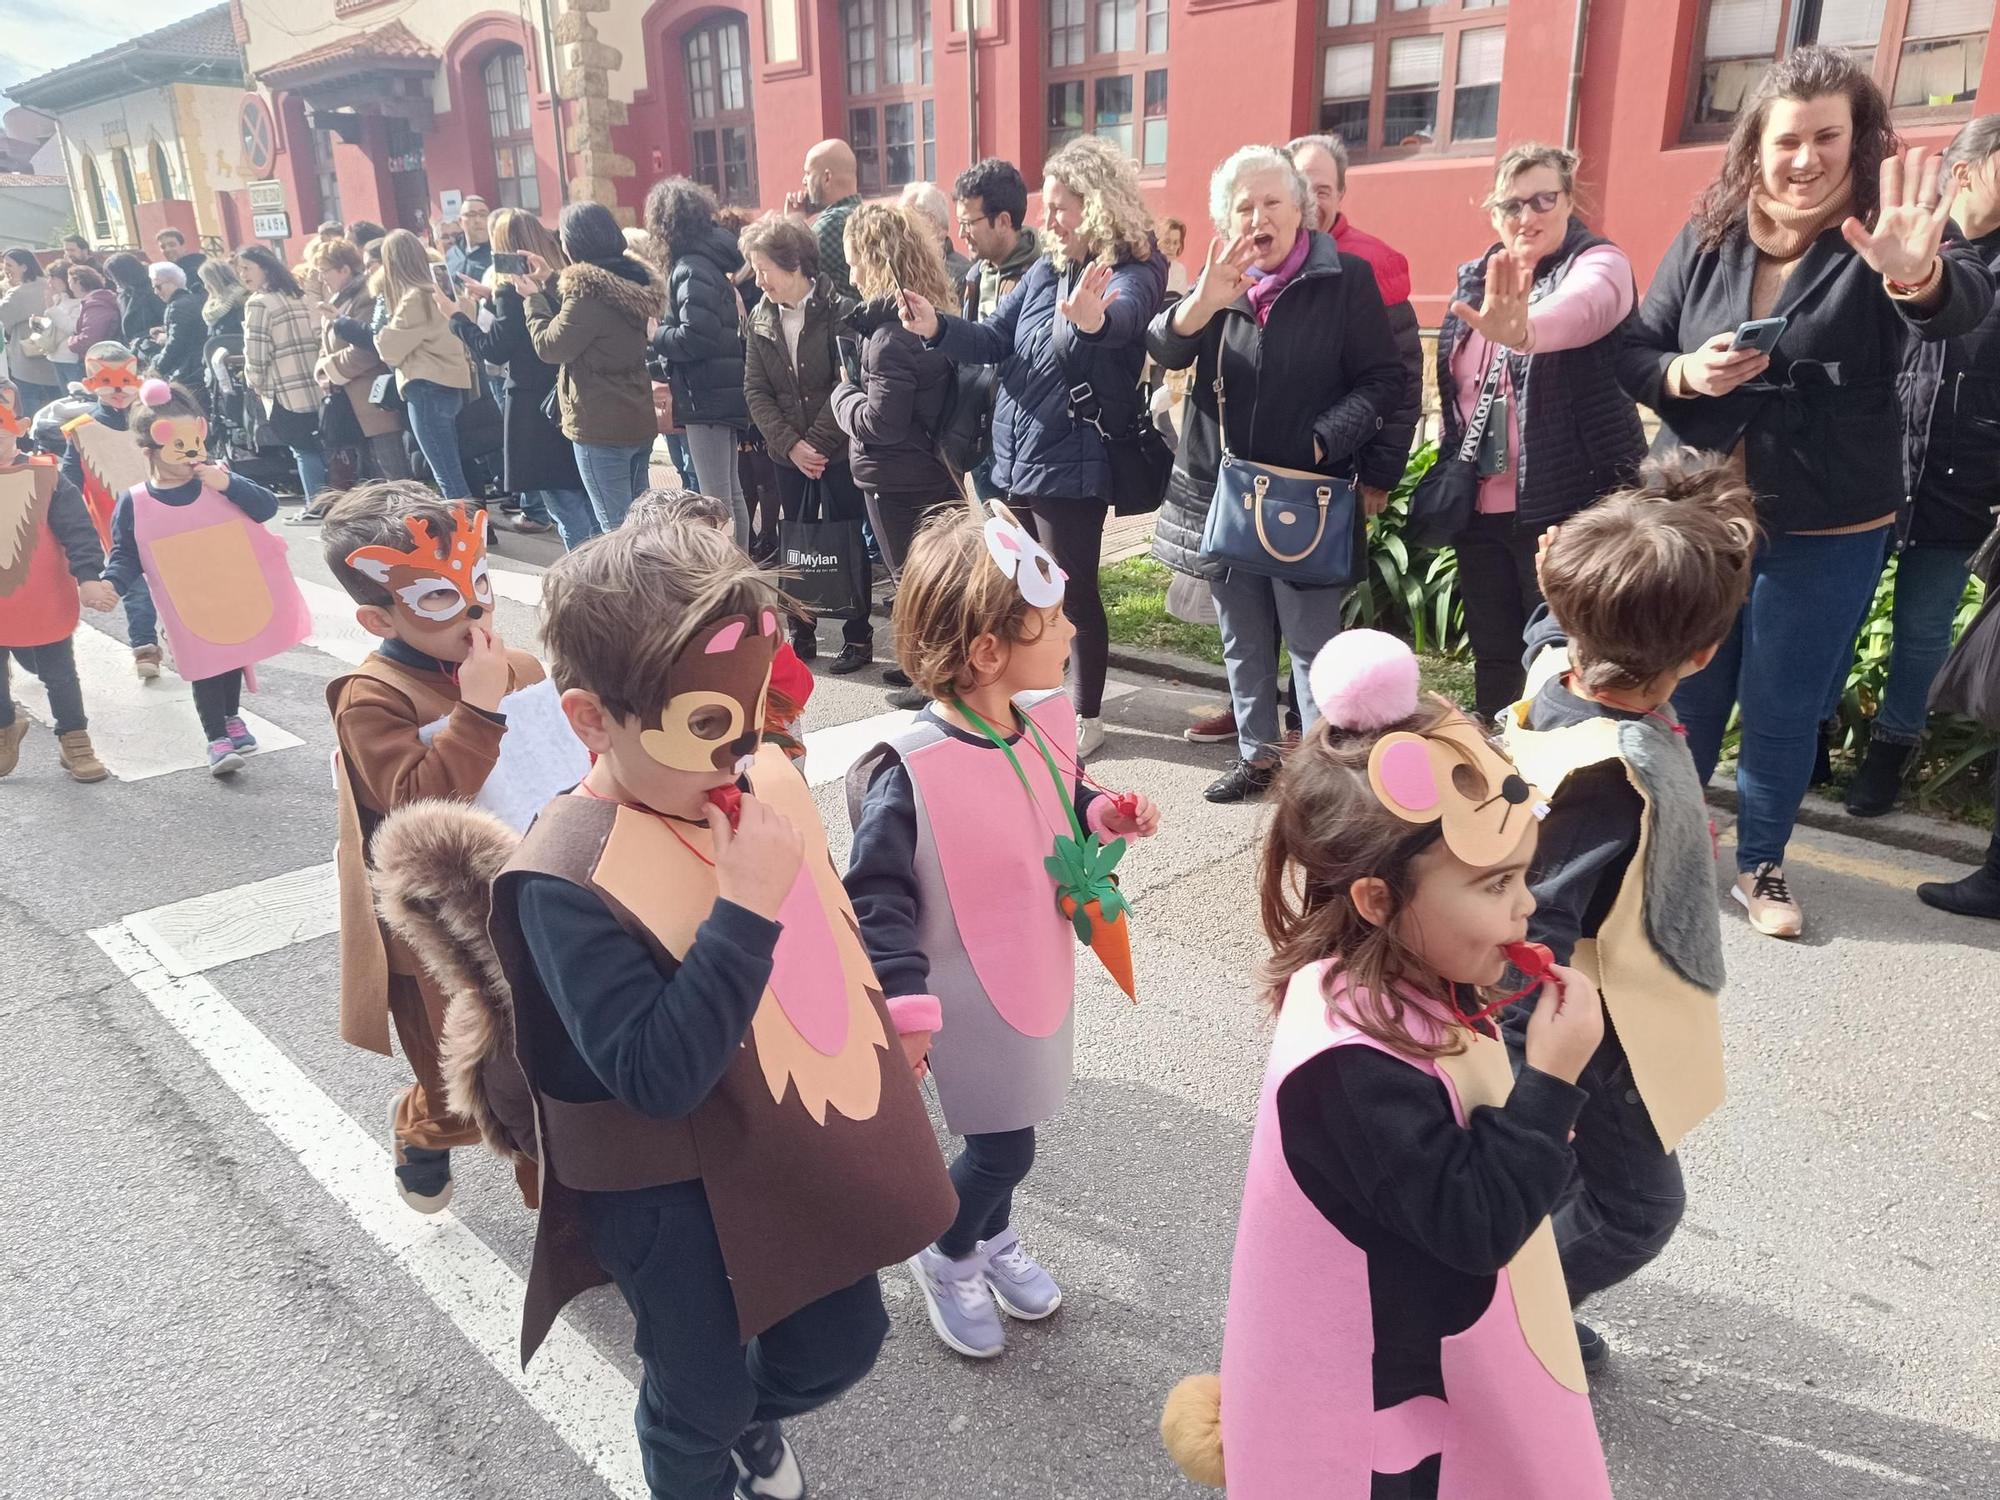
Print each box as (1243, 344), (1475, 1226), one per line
(2, 511), (1996, 1500)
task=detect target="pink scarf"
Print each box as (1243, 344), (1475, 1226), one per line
(1245, 229), (1312, 326)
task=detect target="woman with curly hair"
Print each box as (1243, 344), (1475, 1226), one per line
(647, 175), (754, 543)
(899, 135), (1168, 757)
(1617, 45), (1993, 939)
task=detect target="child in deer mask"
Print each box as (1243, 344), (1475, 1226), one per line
(321, 480), (583, 1214)
(99, 379), (310, 774)
(0, 380), (118, 781)
(460, 521), (954, 1500)
(58, 342), (161, 679)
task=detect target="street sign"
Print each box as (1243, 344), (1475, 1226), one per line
(239, 96), (277, 177)
(248, 179), (286, 213)
(252, 211), (291, 239)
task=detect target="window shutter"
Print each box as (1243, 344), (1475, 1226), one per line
(1457, 27), (1506, 87)
(1904, 0), (1996, 36)
(1324, 42), (1373, 99)
(1704, 0), (1781, 58)
(1387, 33), (1443, 88)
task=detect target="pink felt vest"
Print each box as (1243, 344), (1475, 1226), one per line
(900, 692), (1078, 1039)
(131, 482), (312, 682)
(1217, 963), (1612, 1499)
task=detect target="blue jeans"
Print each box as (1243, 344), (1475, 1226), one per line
(533, 487), (600, 551)
(121, 575), (159, 649)
(1874, 544), (1976, 743)
(1674, 527), (1892, 871)
(402, 379), (470, 499)
(573, 440), (649, 530)
(665, 432), (696, 489)
(1209, 567), (1347, 762)
(291, 445), (328, 505)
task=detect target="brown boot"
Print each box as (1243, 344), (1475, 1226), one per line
(0, 714), (27, 777)
(57, 729), (109, 783)
(133, 644), (162, 680)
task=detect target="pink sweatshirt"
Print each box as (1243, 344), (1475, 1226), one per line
(1448, 244), (1634, 515)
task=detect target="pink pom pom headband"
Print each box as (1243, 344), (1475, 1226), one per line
(139, 378), (174, 407)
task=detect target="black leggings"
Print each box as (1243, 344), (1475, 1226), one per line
(935, 1126), (1037, 1259)
(1011, 495), (1109, 718)
(192, 669), (244, 742)
(1453, 511), (1544, 721)
(0, 640), (86, 734)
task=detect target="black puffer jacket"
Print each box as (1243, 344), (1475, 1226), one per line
(932, 247), (1167, 500)
(455, 283), (585, 493)
(831, 298), (957, 496)
(153, 288), (208, 387)
(654, 223), (750, 430)
(1901, 223), (2000, 549)
(1437, 219), (1648, 534)
(743, 277), (859, 468)
(1146, 230), (1406, 579)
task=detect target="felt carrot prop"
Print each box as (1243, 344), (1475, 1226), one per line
(955, 697), (1139, 1002)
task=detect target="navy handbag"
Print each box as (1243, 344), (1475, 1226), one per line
(1196, 371), (1363, 587)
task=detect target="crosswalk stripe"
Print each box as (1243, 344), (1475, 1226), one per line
(13, 623), (302, 781)
(125, 861), (341, 977)
(87, 921), (649, 1499)
(295, 577), (380, 667)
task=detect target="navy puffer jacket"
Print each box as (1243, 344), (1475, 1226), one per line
(653, 222), (751, 430)
(932, 247), (1167, 501)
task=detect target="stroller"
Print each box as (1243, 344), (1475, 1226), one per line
(202, 332), (301, 494)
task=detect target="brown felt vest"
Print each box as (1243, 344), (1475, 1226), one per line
(486, 747), (958, 1366)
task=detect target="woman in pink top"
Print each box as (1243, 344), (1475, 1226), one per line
(1437, 144), (1647, 721)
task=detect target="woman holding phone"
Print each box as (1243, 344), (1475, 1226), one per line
(237, 244), (329, 506)
(1617, 46), (1992, 939)
(372, 229), (478, 499)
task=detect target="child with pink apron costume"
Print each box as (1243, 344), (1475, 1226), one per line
(100, 379), (310, 775)
(1162, 631), (1614, 1500)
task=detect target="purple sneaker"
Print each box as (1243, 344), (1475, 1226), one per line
(207, 739), (245, 776)
(223, 715), (258, 753)
(979, 1227), (1063, 1320)
(908, 1246), (1004, 1358)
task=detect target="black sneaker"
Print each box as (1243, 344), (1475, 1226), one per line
(1575, 1319), (1610, 1373)
(731, 1420), (805, 1499)
(882, 666), (912, 688)
(828, 643), (872, 675)
(1917, 865), (2000, 920)
(790, 631), (818, 664)
(1844, 737), (1914, 818)
(1204, 759), (1278, 804)
(887, 684), (928, 711)
(1810, 719), (1838, 787)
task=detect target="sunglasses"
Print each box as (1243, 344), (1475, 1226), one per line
(1496, 190), (1564, 219)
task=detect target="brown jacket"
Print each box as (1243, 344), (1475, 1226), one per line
(329, 649), (543, 1055)
(526, 256), (664, 447)
(316, 280), (402, 440)
(376, 288), (476, 394)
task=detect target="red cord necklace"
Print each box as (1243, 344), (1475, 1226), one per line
(575, 780), (716, 867)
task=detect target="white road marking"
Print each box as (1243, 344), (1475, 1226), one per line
(124, 861), (340, 976)
(801, 708), (918, 788)
(487, 567), (546, 608)
(13, 623), (300, 781)
(87, 921), (647, 1500)
(296, 577), (379, 667)
(1632, 1396), (1944, 1489)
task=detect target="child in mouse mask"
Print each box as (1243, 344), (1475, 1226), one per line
(99, 378), (311, 774)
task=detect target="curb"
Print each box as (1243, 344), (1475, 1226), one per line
(1104, 637), (1989, 869)
(1704, 784), (1988, 868)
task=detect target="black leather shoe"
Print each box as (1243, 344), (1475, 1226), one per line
(1810, 719), (1838, 787)
(887, 684), (928, 710)
(1918, 865), (2000, 920)
(1203, 758), (1278, 804)
(789, 631), (818, 664)
(882, 666), (912, 688)
(1844, 737), (1914, 817)
(828, 643), (872, 675)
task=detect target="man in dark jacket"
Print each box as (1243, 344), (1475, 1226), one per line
(147, 262), (207, 388)
(951, 158), (1043, 500)
(154, 227), (206, 286)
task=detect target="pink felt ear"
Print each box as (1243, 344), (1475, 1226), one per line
(149, 418), (176, 444)
(194, 418), (208, 439)
(705, 620), (746, 653)
(1377, 740), (1439, 811)
(761, 609), (778, 635)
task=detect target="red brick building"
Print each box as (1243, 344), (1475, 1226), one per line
(225, 0), (1994, 316)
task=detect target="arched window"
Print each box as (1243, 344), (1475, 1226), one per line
(683, 16), (758, 205)
(149, 141), (178, 201)
(482, 46), (541, 213)
(111, 147), (141, 234)
(81, 155), (111, 241)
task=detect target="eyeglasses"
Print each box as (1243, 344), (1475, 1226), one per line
(1496, 190), (1563, 220)
(956, 214), (993, 234)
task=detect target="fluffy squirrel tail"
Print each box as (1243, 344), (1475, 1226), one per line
(1160, 1373), (1226, 1488)
(370, 800), (539, 1163)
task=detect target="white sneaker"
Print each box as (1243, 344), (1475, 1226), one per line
(1076, 716), (1106, 758)
(1732, 862), (1803, 939)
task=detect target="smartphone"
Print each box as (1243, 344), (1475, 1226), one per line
(1730, 316), (1788, 355)
(431, 265), (459, 298)
(492, 251), (529, 276)
(836, 334), (863, 386)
